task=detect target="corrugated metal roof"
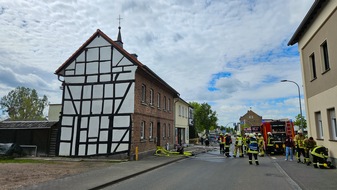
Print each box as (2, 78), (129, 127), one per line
(0, 121), (59, 129)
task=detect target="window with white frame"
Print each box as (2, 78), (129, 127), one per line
(315, 112), (323, 139)
(168, 124), (171, 137)
(149, 122), (153, 139)
(149, 89), (154, 106)
(179, 105), (181, 116)
(328, 108), (336, 140)
(157, 93), (161, 108)
(189, 108), (193, 119)
(141, 84), (146, 103)
(164, 96), (167, 110)
(163, 124), (166, 138)
(141, 121), (145, 139)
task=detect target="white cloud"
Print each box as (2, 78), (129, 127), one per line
(0, 0), (314, 125)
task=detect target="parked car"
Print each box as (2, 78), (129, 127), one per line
(0, 143), (24, 157)
(208, 134), (219, 144)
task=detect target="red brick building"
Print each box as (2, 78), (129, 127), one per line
(239, 110), (262, 133)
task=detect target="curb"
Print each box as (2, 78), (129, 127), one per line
(89, 156), (186, 190)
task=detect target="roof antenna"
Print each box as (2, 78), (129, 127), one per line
(116, 15), (123, 47)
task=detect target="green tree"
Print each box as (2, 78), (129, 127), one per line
(294, 114), (307, 129)
(219, 125), (235, 134)
(0, 86), (48, 121)
(189, 102), (218, 135)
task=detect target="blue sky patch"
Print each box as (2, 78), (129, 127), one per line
(208, 72), (231, 91)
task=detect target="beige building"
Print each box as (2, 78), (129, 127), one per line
(174, 98), (190, 145)
(288, 0), (337, 163)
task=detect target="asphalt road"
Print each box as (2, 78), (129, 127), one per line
(23, 145), (337, 190)
(103, 151), (303, 190)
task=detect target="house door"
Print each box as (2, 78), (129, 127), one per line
(177, 128), (182, 145)
(157, 122), (161, 146)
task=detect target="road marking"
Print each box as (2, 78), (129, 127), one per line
(273, 162), (302, 190)
(271, 157), (277, 159)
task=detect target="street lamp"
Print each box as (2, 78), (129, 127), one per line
(225, 122), (236, 128)
(281, 79), (303, 130)
(224, 122), (237, 132)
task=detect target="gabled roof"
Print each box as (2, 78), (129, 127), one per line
(0, 121), (59, 129)
(55, 29), (179, 97)
(288, 0), (329, 46)
(174, 97), (192, 107)
(240, 110), (262, 119)
(55, 29), (143, 74)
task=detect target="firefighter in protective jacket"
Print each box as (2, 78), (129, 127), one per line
(218, 133), (225, 154)
(257, 133), (265, 157)
(266, 132), (274, 155)
(294, 130), (306, 163)
(247, 133), (259, 165)
(304, 136), (316, 165)
(224, 133), (232, 157)
(234, 132), (244, 157)
(311, 146), (334, 169)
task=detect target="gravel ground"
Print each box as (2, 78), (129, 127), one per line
(0, 159), (116, 190)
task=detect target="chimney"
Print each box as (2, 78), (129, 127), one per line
(131, 54), (138, 59)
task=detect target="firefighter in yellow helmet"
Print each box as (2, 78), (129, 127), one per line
(218, 133), (225, 155)
(266, 132), (274, 155)
(247, 133), (259, 165)
(224, 133), (232, 157)
(294, 129), (306, 163)
(257, 133), (265, 157)
(234, 132), (244, 157)
(243, 133), (249, 155)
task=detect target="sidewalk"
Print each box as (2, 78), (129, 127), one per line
(274, 156), (337, 190)
(22, 145), (214, 190)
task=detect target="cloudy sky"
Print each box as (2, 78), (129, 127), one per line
(0, 0), (314, 126)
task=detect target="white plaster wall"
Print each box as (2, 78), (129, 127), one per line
(59, 35), (135, 156)
(174, 99), (190, 144)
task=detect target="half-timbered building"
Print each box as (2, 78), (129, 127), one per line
(55, 28), (179, 158)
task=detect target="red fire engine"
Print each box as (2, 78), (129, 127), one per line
(260, 119), (295, 154)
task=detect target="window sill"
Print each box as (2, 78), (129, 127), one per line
(316, 138), (324, 141)
(141, 102), (148, 106)
(310, 77), (317, 82)
(322, 68), (330, 75)
(328, 139), (337, 142)
(140, 139), (147, 143)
